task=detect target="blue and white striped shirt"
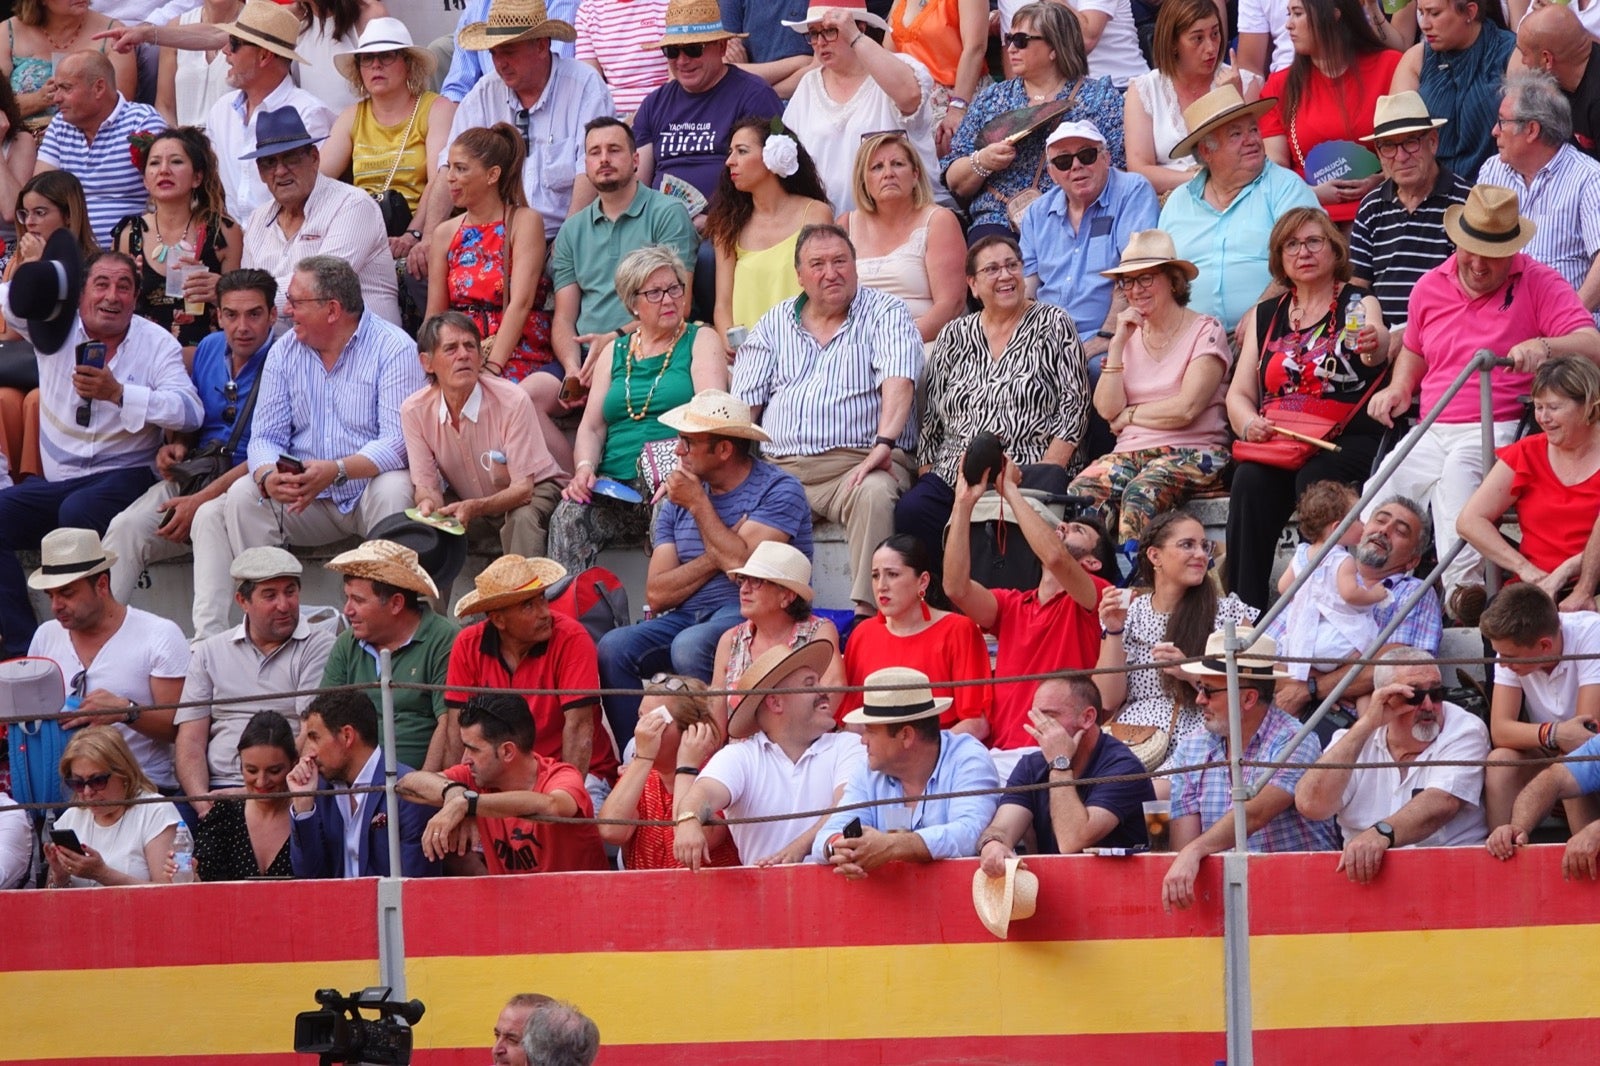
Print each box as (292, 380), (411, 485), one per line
(246, 311), (427, 513)
(1478, 145), (1600, 324)
(732, 286), (925, 458)
(38, 95), (167, 246)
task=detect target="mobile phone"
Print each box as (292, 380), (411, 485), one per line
(842, 816), (863, 839)
(49, 828), (85, 854)
(276, 453), (305, 476)
(559, 375), (589, 404)
(76, 341), (107, 369)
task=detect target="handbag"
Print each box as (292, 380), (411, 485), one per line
(1106, 698), (1181, 773)
(635, 436), (679, 496)
(372, 96), (422, 239)
(0, 339), (38, 391)
(169, 366), (263, 496)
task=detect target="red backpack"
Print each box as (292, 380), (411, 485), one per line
(546, 567), (630, 643)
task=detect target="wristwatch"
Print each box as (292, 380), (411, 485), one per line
(1306, 675), (1320, 701)
(406, 229), (422, 240)
(1095, 329), (1116, 340)
(1048, 755), (1072, 773)
(462, 789), (480, 817)
(333, 459), (349, 487)
(1372, 820), (1396, 847)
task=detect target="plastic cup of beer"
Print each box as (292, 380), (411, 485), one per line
(1144, 799), (1173, 853)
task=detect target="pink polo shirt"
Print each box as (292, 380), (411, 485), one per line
(400, 376), (564, 501)
(1408, 253), (1595, 423)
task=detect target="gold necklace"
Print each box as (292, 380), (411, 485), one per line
(44, 19), (86, 52)
(623, 321), (687, 421)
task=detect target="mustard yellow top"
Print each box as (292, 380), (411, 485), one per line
(350, 91), (438, 214)
(732, 227), (805, 331)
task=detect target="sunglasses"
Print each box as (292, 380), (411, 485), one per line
(227, 35), (252, 52)
(1191, 681), (1222, 699)
(1049, 147), (1100, 170)
(1003, 31), (1044, 49)
(65, 771), (114, 793)
(860, 128), (909, 141)
(221, 379), (239, 425)
(1400, 685), (1447, 707)
(661, 43), (705, 59)
(70, 669), (87, 701)
(647, 673), (689, 692)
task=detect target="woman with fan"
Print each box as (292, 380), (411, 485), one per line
(1224, 207), (1390, 610)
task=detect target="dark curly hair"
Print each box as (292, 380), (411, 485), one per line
(705, 116), (830, 258)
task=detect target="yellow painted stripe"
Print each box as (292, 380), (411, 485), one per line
(0, 960), (377, 1060)
(1252, 923), (1600, 1030)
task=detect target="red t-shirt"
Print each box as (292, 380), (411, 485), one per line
(987, 577), (1110, 750)
(838, 612), (993, 727)
(443, 761), (608, 874)
(1499, 433), (1600, 574)
(621, 768), (741, 871)
(446, 614), (619, 782)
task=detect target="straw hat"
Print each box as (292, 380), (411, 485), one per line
(1443, 184), (1536, 259)
(1358, 91), (1447, 143)
(727, 639), (835, 740)
(1171, 84), (1277, 160)
(1182, 629), (1290, 680)
(334, 17), (436, 82)
(325, 539), (439, 599)
(972, 856), (1039, 939)
(218, 0), (309, 64)
(657, 389), (771, 441)
(27, 528), (116, 591)
(782, 0), (890, 33)
(459, 0), (576, 51)
(840, 666), (951, 727)
(1100, 229), (1198, 281)
(727, 541), (814, 602)
(454, 554), (569, 618)
(647, 0), (747, 49)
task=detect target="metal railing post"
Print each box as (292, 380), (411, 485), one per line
(377, 649), (406, 995)
(1481, 355), (1503, 598)
(1222, 619), (1254, 1066)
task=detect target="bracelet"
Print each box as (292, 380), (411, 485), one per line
(968, 151), (993, 178)
(948, 96), (968, 109)
(1101, 365), (1123, 374)
(1541, 337), (1552, 363)
(675, 810), (700, 825)
(441, 781), (467, 799)
(575, 459), (596, 470)
(1100, 626), (1124, 638)
(1541, 721), (1560, 751)
(484, 362), (504, 377)
(977, 832), (1010, 851)
(674, 765), (700, 776)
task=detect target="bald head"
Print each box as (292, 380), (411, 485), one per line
(61, 50), (115, 88)
(53, 50), (117, 128)
(1518, 4), (1592, 70)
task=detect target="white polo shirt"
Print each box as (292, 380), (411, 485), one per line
(1492, 611), (1600, 725)
(700, 730), (864, 865)
(1332, 703), (1489, 848)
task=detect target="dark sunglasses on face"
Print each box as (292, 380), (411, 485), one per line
(661, 43), (705, 59)
(1003, 31), (1044, 48)
(221, 379), (239, 425)
(1192, 681), (1222, 699)
(66, 771), (114, 793)
(227, 35), (251, 52)
(1050, 147), (1100, 170)
(1400, 685), (1447, 707)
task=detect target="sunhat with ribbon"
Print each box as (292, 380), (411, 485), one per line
(1443, 184), (1537, 259)
(1182, 628), (1290, 680)
(782, 0), (890, 33)
(657, 389), (770, 441)
(1172, 84), (1278, 160)
(239, 106), (327, 161)
(1100, 229), (1199, 280)
(972, 856), (1040, 939)
(218, 0), (309, 64)
(647, 0), (747, 49)
(728, 541), (814, 603)
(459, 0), (577, 51)
(728, 639), (835, 740)
(334, 17), (437, 82)
(1358, 91), (1447, 143)
(325, 539), (439, 599)
(27, 528), (116, 591)
(454, 554), (569, 618)
(841, 666), (952, 727)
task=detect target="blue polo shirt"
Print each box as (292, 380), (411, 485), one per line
(1000, 732), (1155, 852)
(719, 0), (813, 63)
(1019, 168), (1159, 338)
(1158, 160), (1320, 331)
(189, 330), (269, 465)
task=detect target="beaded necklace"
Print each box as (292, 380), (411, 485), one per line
(624, 321), (688, 421)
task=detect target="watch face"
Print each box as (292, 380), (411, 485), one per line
(1050, 755), (1071, 771)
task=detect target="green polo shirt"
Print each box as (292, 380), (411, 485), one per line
(320, 608), (458, 770)
(550, 182), (699, 338)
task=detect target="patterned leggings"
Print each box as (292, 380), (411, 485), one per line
(1067, 445), (1230, 547)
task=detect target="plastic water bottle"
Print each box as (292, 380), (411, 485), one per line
(1341, 302), (1366, 354)
(171, 823), (196, 883)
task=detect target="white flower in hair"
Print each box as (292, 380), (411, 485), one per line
(763, 134), (800, 178)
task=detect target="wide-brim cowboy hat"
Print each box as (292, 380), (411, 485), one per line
(454, 554), (568, 618)
(645, 0), (747, 49)
(1358, 90), (1447, 143)
(27, 528), (116, 591)
(728, 540), (814, 603)
(8, 228), (84, 356)
(1443, 184), (1537, 259)
(728, 639), (835, 740)
(368, 512), (468, 600)
(1100, 229), (1199, 281)
(325, 539), (439, 600)
(658, 389), (770, 441)
(841, 666), (953, 727)
(1182, 628), (1290, 680)
(1172, 85), (1278, 161)
(459, 0), (577, 51)
(333, 17), (437, 82)
(782, 0), (890, 34)
(972, 856), (1039, 939)
(218, 0), (309, 65)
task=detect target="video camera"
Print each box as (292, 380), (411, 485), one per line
(293, 987), (425, 1065)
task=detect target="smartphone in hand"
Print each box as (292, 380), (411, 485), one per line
(276, 454), (306, 476)
(76, 342), (107, 369)
(49, 828), (85, 855)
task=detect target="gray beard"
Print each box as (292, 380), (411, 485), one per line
(1412, 720), (1442, 744)
(1354, 542), (1387, 568)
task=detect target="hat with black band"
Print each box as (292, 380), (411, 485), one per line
(840, 666), (952, 726)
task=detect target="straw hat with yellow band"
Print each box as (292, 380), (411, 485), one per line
(324, 539), (439, 599)
(458, 0), (576, 51)
(454, 554), (569, 618)
(218, 0), (309, 64)
(646, 0), (747, 50)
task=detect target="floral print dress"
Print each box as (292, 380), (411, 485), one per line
(446, 216), (555, 381)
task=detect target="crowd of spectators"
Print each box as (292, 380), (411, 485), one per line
(9, 0), (1600, 902)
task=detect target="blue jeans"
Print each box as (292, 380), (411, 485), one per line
(596, 602), (744, 740)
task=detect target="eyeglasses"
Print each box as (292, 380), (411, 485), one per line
(1374, 134), (1426, 159)
(734, 574), (770, 589)
(661, 43), (705, 59)
(1283, 235), (1328, 254)
(283, 295), (331, 310)
(1112, 272), (1163, 292)
(1049, 147), (1100, 170)
(805, 25), (840, 43)
(357, 49), (404, 67)
(254, 148), (311, 172)
(974, 257), (1022, 280)
(221, 379), (239, 425)
(1169, 537), (1214, 555)
(637, 282), (685, 304)
(65, 771), (114, 793)
(1191, 682), (1222, 699)
(1492, 116), (1525, 132)
(1003, 31), (1045, 48)
(1399, 685), (1447, 706)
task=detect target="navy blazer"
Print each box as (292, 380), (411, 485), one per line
(289, 749), (440, 879)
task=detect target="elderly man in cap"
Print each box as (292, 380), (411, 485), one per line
(732, 223), (922, 615)
(447, 554), (618, 795)
(399, 691), (608, 875)
(202, 0), (337, 219)
(595, 388), (811, 740)
(1515, 3), (1600, 161)
(25, 528), (191, 795)
(1295, 647), (1488, 883)
(401, 312), (566, 559)
(1364, 184), (1600, 613)
(1020, 119), (1158, 365)
(1348, 92), (1471, 362)
(674, 640), (862, 870)
(0, 244), (201, 659)
(319, 540), (459, 772)
(813, 666), (999, 877)
(1162, 631), (1337, 912)
(34, 51), (166, 245)
(174, 546), (336, 815)
(1158, 84), (1319, 338)
(239, 111), (400, 324)
(425, 0), (613, 256)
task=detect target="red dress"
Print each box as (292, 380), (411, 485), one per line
(446, 215), (555, 381)
(1498, 434), (1600, 574)
(838, 612), (994, 728)
(622, 769), (741, 871)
